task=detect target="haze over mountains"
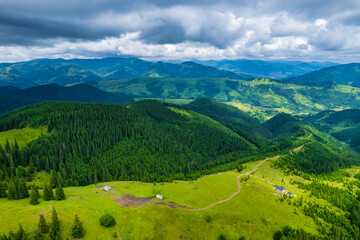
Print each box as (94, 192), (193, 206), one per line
(192, 59), (337, 79)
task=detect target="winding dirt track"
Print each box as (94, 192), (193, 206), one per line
(191, 155), (280, 211)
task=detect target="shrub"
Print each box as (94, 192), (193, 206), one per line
(218, 233), (228, 240)
(100, 213), (116, 228)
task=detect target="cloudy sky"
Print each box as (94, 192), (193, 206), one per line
(0, 0), (359, 62)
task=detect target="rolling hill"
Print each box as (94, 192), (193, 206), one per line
(0, 83), (134, 114)
(70, 58), (251, 80)
(0, 59), (101, 88)
(0, 57), (251, 88)
(289, 63), (360, 87)
(92, 77), (360, 120)
(193, 59), (337, 79)
(307, 109), (360, 153)
(1, 99), (360, 239)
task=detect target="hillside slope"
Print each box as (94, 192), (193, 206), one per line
(307, 109), (360, 153)
(195, 59), (336, 79)
(290, 63), (360, 87)
(93, 77), (360, 120)
(0, 100), (257, 183)
(0, 83), (134, 114)
(0, 59), (101, 88)
(0, 57), (251, 88)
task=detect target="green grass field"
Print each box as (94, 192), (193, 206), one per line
(0, 127), (45, 149)
(0, 158), (320, 240)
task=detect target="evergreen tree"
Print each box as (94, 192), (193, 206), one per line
(43, 183), (50, 201)
(55, 184), (66, 201)
(7, 180), (18, 200)
(33, 228), (43, 240)
(14, 223), (24, 240)
(50, 170), (57, 188)
(71, 215), (84, 238)
(57, 172), (63, 187)
(5, 139), (10, 153)
(38, 214), (49, 233)
(43, 183), (55, 201)
(0, 183), (7, 198)
(49, 207), (60, 240)
(29, 185), (40, 205)
(17, 178), (29, 199)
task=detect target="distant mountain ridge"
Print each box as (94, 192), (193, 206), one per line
(0, 57), (251, 88)
(289, 63), (360, 87)
(0, 83), (133, 114)
(192, 59), (337, 79)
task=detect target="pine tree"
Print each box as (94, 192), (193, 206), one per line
(30, 185), (40, 205)
(55, 184), (66, 201)
(50, 170), (57, 188)
(0, 183), (7, 198)
(44, 183), (55, 201)
(49, 207), (60, 240)
(38, 214), (49, 233)
(43, 183), (50, 201)
(52, 207), (60, 232)
(7, 180), (18, 200)
(17, 178), (29, 199)
(5, 139), (10, 153)
(33, 228), (43, 240)
(71, 215), (84, 238)
(14, 223), (24, 240)
(57, 172), (63, 187)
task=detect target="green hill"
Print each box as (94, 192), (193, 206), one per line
(185, 98), (272, 149)
(195, 59), (336, 79)
(0, 59), (101, 88)
(307, 109), (360, 153)
(0, 57), (250, 88)
(0, 83), (134, 114)
(290, 63), (360, 87)
(93, 77), (360, 120)
(0, 100), (258, 184)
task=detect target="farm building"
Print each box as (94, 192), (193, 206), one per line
(156, 194), (165, 200)
(275, 186), (293, 196)
(103, 186), (111, 191)
(275, 186), (285, 192)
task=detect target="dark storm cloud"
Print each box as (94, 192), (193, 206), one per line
(0, 0), (359, 62)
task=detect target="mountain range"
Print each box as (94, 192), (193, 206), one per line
(192, 59), (337, 79)
(0, 57), (250, 88)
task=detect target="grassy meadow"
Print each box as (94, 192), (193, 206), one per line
(0, 158), (320, 240)
(0, 127), (45, 149)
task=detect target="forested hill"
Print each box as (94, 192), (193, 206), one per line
(185, 98), (272, 149)
(0, 83), (134, 114)
(0, 100), (257, 184)
(0, 100), (359, 186)
(0, 57), (251, 88)
(307, 109), (360, 153)
(289, 63), (360, 87)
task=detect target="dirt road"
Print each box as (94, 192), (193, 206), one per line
(191, 155), (280, 211)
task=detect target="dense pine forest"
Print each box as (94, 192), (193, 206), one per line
(0, 100), (259, 185)
(0, 99), (358, 186)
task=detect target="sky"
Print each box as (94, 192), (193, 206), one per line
(0, 0), (360, 63)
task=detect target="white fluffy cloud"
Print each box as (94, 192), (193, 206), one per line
(0, 0), (360, 62)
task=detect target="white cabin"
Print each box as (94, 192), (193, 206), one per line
(156, 194), (165, 200)
(103, 186), (111, 191)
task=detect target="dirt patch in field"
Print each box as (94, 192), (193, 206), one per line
(150, 201), (193, 209)
(114, 194), (193, 209)
(115, 194), (155, 207)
